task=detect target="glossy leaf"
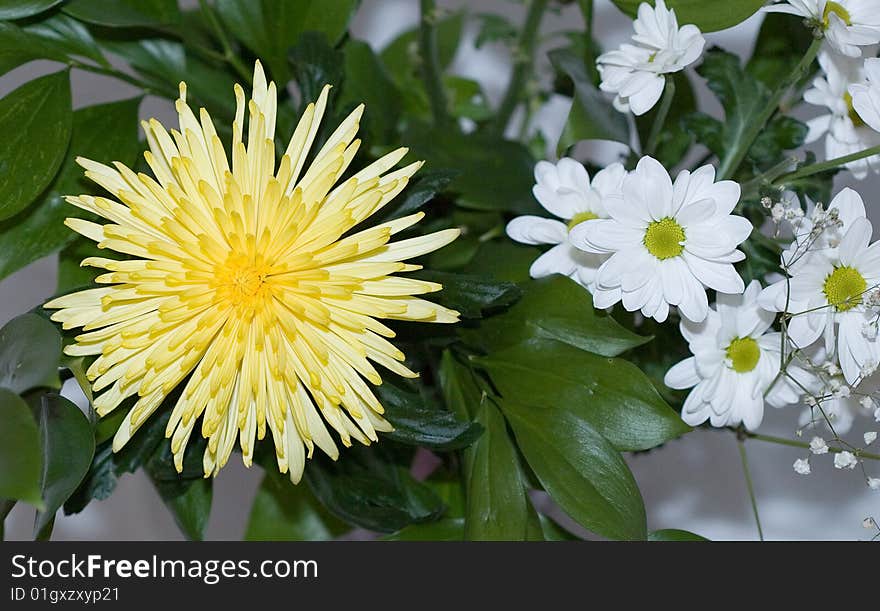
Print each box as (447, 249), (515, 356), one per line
(379, 169), (458, 222)
(0, 388), (43, 508)
(467, 275), (650, 357)
(63, 0), (180, 28)
(748, 115), (808, 170)
(476, 340), (689, 452)
(611, 0), (765, 32)
(464, 400), (531, 540)
(246, 469), (348, 541)
(464, 240), (542, 284)
(151, 477), (212, 541)
(500, 398), (647, 540)
(649, 528), (709, 541)
(0, 313), (62, 394)
(339, 40), (402, 144)
(550, 48), (629, 153)
(0, 97), (141, 281)
(439, 350), (484, 421)
(0, 70), (72, 221)
(377, 382), (482, 451)
(0, 0), (62, 20)
(416, 271), (521, 319)
(34, 394), (94, 536)
(748, 12), (816, 90)
(383, 518), (465, 541)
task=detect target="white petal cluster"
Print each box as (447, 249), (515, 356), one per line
(597, 0), (705, 115)
(850, 58), (880, 133)
(764, 1), (880, 57)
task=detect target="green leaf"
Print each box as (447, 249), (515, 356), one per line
(0, 313), (62, 394)
(439, 350), (483, 421)
(288, 31), (344, 109)
(748, 115), (808, 170)
(151, 477), (212, 541)
(463, 240), (542, 284)
(649, 528), (709, 541)
(0, 70), (72, 221)
(34, 394), (94, 537)
(636, 71), (695, 167)
(305, 447), (445, 533)
(376, 381), (482, 451)
(63, 0), (180, 28)
(474, 13), (517, 49)
(0, 388), (43, 508)
(500, 398), (647, 540)
(215, 0), (358, 84)
(339, 40), (401, 144)
(0, 13), (110, 77)
(466, 275), (650, 358)
(381, 11), (463, 78)
(0, 0), (62, 20)
(246, 469), (348, 541)
(379, 169), (458, 222)
(476, 340), (689, 452)
(415, 271), (521, 319)
(550, 47), (629, 153)
(0, 21), (64, 77)
(445, 76), (492, 121)
(611, 0), (765, 32)
(403, 124), (538, 214)
(383, 518), (465, 541)
(57, 238), (104, 294)
(0, 97), (141, 281)
(464, 400), (531, 541)
(748, 12), (817, 89)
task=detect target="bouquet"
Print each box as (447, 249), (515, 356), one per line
(1, 0), (879, 542)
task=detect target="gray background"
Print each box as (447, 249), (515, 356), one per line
(2, 0), (878, 540)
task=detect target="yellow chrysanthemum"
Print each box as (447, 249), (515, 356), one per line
(45, 61), (460, 482)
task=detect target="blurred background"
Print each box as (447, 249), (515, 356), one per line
(2, 0), (878, 540)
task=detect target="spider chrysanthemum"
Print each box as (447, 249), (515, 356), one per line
(45, 62), (460, 482)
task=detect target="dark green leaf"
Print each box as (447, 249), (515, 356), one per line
(215, 0), (358, 84)
(748, 115), (808, 170)
(383, 518), (464, 540)
(0, 313), (62, 394)
(611, 0), (765, 32)
(0, 97), (141, 281)
(0, 388), (43, 508)
(377, 382), (482, 451)
(416, 271), (521, 319)
(476, 340), (690, 452)
(246, 469), (349, 541)
(24, 13), (108, 67)
(380, 169), (458, 222)
(466, 275), (650, 358)
(339, 40), (401, 144)
(748, 12), (816, 89)
(0, 0), (62, 20)
(636, 71), (695, 167)
(445, 76), (492, 121)
(149, 476), (212, 541)
(63, 0), (180, 28)
(305, 446), (444, 533)
(682, 111), (725, 158)
(34, 394), (94, 537)
(463, 240), (542, 283)
(289, 31), (344, 109)
(550, 47), (629, 153)
(649, 528), (709, 541)
(500, 398), (647, 540)
(0, 70), (72, 221)
(474, 13), (517, 49)
(381, 11), (463, 77)
(57, 238), (104, 294)
(439, 350), (483, 421)
(464, 400), (531, 540)
(0, 21), (66, 77)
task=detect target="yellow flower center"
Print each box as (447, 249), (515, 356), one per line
(823, 1), (852, 27)
(648, 51), (658, 63)
(567, 211), (599, 231)
(844, 91), (865, 127)
(214, 253), (277, 311)
(644, 217), (685, 260)
(726, 337), (761, 373)
(823, 265), (867, 311)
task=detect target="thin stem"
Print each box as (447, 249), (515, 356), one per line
(198, 0), (252, 82)
(743, 431), (880, 461)
(68, 60), (177, 98)
(717, 37), (823, 180)
(490, 0), (548, 135)
(578, 0), (594, 38)
(737, 437), (765, 541)
(419, 0), (451, 127)
(774, 144), (880, 185)
(645, 76), (676, 156)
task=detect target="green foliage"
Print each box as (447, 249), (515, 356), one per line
(0, 388), (43, 508)
(610, 0), (765, 32)
(748, 12), (817, 88)
(0, 314), (62, 394)
(636, 71), (696, 167)
(0, 0), (61, 21)
(63, 0), (181, 28)
(649, 528), (709, 541)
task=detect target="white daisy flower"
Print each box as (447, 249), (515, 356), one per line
(764, 1), (880, 57)
(570, 156), (749, 323)
(804, 50), (880, 180)
(759, 189), (880, 384)
(506, 158), (626, 292)
(596, 0), (705, 116)
(850, 57), (880, 133)
(664, 281), (806, 431)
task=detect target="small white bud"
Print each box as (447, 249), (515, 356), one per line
(865, 431), (877, 445)
(834, 451), (858, 469)
(869, 478), (880, 490)
(860, 396), (875, 410)
(810, 437), (829, 454)
(793, 458), (811, 475)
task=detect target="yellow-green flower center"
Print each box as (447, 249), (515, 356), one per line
(823, 265), (867, 311)
(567, 211), (599, 231)
(648, 51), (658, 63)
(823, 1), (852, 27)
(726, 337), (761, 373)
(844, 91), (865, 127)
(644, 217), (685, 260)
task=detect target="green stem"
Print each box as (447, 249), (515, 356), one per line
(491, 0), (548, 135)
(645, 76), (675, 156)
(717, 37), (822, 180)
(737, 437), (764, 541)
(198, 0), (252, 82)
(773, 144), (880, 186)
(578, 0), (594, 38)
(419, 0), (451, 127)
(744, 431), (880, 461)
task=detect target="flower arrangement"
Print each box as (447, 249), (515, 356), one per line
(1, 0), (880, 542)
